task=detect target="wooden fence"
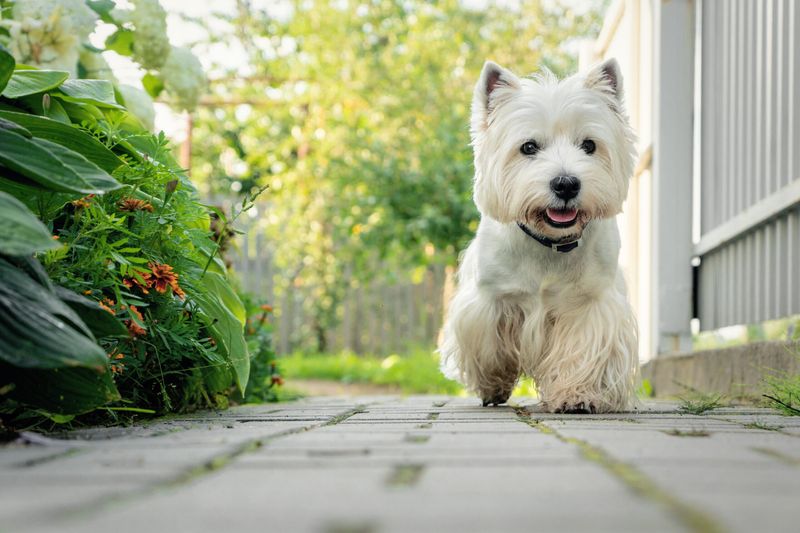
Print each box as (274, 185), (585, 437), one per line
(207, 197), (447, 355)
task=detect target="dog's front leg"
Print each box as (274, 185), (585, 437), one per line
(535, 286), (638, 413)
(440, 286), (522, 406)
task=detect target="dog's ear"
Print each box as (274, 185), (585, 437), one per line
(585, 58), (623, 101)
(472, 61), (521, 131)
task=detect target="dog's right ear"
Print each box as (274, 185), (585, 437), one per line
(472, 61), (521, 132)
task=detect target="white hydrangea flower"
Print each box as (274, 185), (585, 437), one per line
(161, 47), (206, 111)
(2, 0), (98, 77)
(79, 49), (118, 83)
(129, 0), (170, 70)
(118, 84), (156, 131)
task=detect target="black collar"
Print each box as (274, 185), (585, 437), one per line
(517, 222), (581, 253)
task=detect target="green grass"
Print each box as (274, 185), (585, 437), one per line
(278, 348), (463, 394)
(677, 390), (726, 415)
(278, 348), (538, 397)
(762, 369), (800, 415)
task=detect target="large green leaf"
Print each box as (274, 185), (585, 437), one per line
(0, 45), (14, 94)
(0, 191), (61, 256)
(203, 271), (247, 325)
(2, 364), (120, 415)
(0, 128), (120, 194)
(0, 111), (123, 173)
(37, 139), (122, 191)
(0, 258), (108, 370)
(54, 286), (129, 339)
(192, 271), (250, 393)
(1, 70), (69, 98)
(56, 79), (122, 109)
(0, 116), (31, 137)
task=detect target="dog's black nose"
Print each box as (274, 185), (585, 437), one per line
(550, 175), (581, 200)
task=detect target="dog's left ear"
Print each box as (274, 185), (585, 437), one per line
(585, 58), (623, 101)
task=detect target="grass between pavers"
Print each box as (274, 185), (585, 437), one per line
(514, 408), (725, 533)
(55, 404), (369, 523)
(278, 348), (538, 396)
(762, 365), (800, 416)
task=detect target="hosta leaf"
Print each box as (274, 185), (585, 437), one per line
(0, 111), (123, 172)
(1, 70), (69, 98)
(56, 79), (122, 108)
(0, 257), (107, 370)
(0, 191), (61, 256)
(0, 116), (31, 137)
(0, 45), (14, 94)
(0, 128), (120, 194)
(2, 364), (120, 415)
(35, 138), (122, 191)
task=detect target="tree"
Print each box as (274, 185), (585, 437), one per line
(190, 0), (605, 351)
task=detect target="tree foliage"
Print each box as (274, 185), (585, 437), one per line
(191, 0), (604, 350)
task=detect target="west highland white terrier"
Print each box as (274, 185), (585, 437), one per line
(439, 59), (638, 413)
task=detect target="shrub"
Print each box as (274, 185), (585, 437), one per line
(0, 46), (264, 425)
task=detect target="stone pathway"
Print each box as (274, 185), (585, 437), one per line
(2, 396), (799, 533)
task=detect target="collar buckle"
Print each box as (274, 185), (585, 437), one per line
(517, 222), (581, 253)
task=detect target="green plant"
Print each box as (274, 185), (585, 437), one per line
(0, 48), (250, 425)
(677, 392), (725, 415)
(762, 370), (800, 416)
(239, 295), (282, 403)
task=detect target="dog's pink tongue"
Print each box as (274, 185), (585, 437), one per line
(546, 208), (578, 223)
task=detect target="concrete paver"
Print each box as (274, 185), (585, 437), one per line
(1, 396), (798, 533)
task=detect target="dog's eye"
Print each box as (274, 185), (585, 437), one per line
(520, 141), (540, 156)
(580, 139), (596, 155)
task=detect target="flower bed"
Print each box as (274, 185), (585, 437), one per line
(0, 45), (276, 426)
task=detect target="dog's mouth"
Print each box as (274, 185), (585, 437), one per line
(544, 207), (579, 228)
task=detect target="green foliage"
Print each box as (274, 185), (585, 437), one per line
(762, 365), (800, 416)
(0, 191), (61, 255)
(240, 297), (282, 403)
(677, 390), (725, 415)
(191, 0), (604, 351)
(0, 63), (252, 424)
(1, 70), (70, 98)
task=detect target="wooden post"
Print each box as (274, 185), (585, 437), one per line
(180, 112), (193, 175)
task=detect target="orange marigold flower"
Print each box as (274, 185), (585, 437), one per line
(123, 275), (150, 295)
(147, 262), (184, 297)
(270, 375), (284, 387)
(71, 194), (95, 209)
(126, 305), (146, 336)
(118, 198), (154, 212)
(83, 290), (92, 295)
(111, 363), (125, 374)
(98, 298), (116, 315)
(260, 304), (273, 312)
(52, 235), (60, 240)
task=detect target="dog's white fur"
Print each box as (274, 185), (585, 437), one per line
(439, 59), (638, 413)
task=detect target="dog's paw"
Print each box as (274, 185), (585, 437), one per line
(481, 392), (511, 407)
(554, 401), (597, 414)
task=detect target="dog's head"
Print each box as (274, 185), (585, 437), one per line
(470, 59), (636, 241)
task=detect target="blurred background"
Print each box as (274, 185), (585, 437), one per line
(5, 0), (797, 399)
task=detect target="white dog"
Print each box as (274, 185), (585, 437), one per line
(439, 59), (638, 413)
